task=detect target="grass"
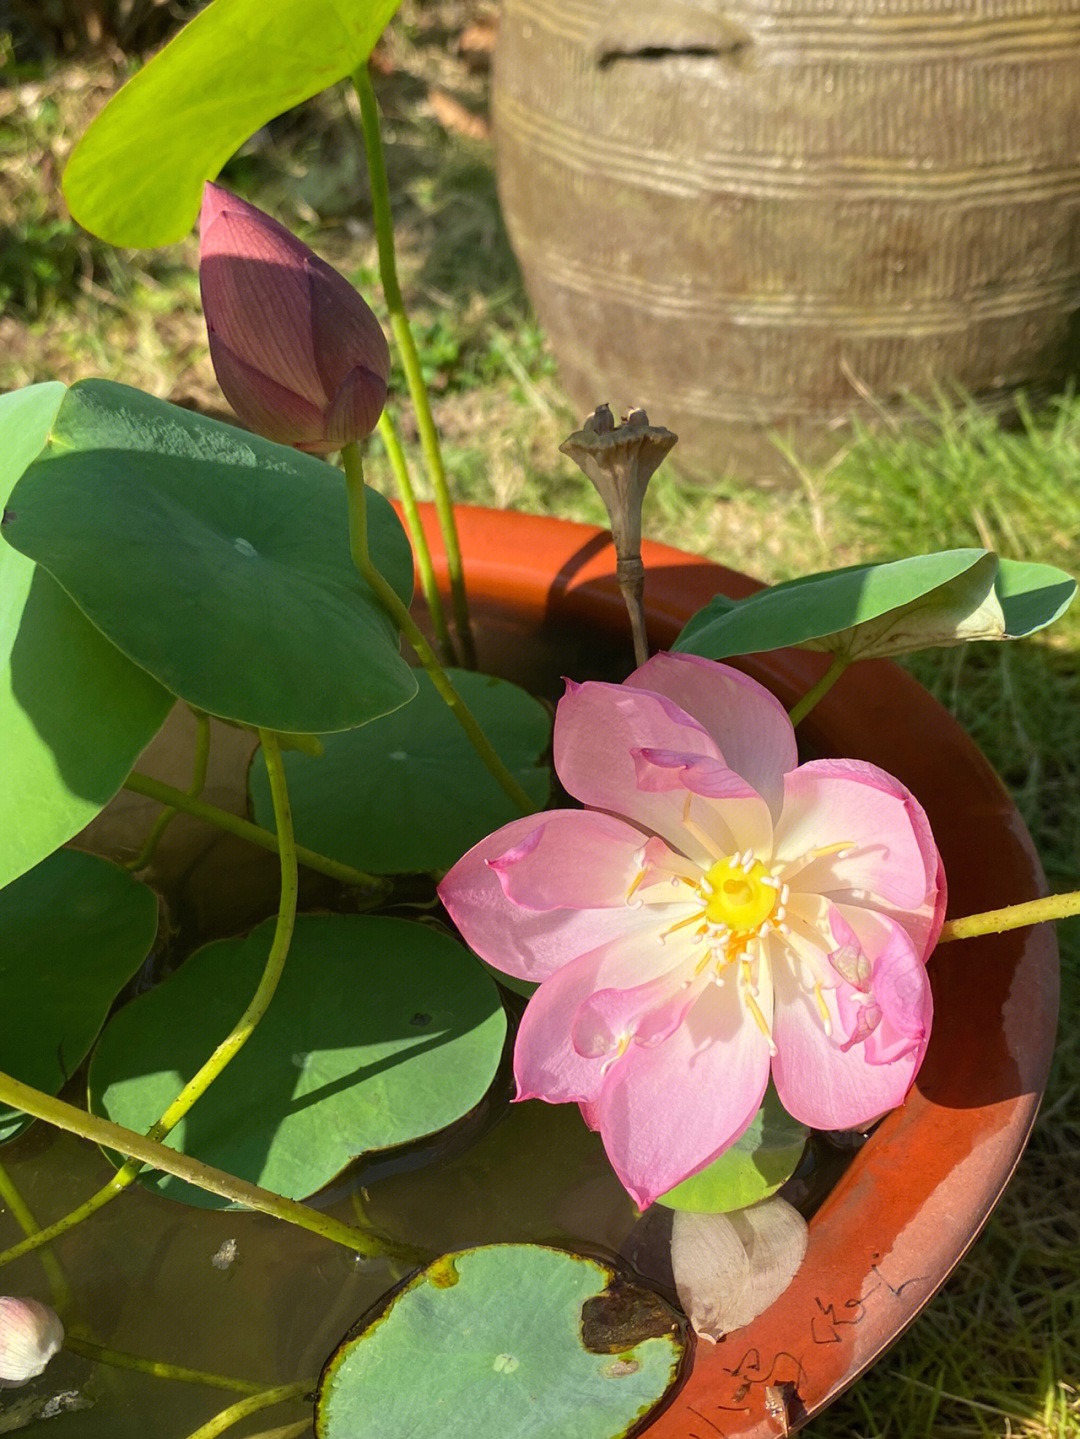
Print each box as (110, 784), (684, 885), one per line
(1, 3), (1079, 1434)
(788, 403), (1080, 1439)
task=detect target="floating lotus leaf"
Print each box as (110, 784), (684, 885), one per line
(316, 1244), (685, 1439)
(0, 850), (159, 1142)
(89, 914), (507, 1206)
(250, 669), (551, 875)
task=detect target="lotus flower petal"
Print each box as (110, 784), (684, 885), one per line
(442, 811), (668, 983)
(625, 652), (797, 816)
(595, 980), (772, 1206)
(553, 680), (722, 860)
(774, 758), (935, 909)
(771, 912), (931, 1128)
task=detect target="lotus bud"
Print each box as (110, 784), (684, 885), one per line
(0, 1297), (64, 1388)
(669, 1197), (808, 1342)
(560, 405), (677, 666)
(198, 183), (391, 454)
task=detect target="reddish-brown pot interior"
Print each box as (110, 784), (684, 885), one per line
(405, 503), (1058, 1436)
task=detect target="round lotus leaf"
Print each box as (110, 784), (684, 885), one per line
(88, 914), (507, 1206)
(249, 669), (551, 875)
(316, 1245), (686, 1439)
(0, 384), (174, 888)
(0, 849), (159, 1143)
(656, 1085), (809, 1213)
(2, 380), (417, 733)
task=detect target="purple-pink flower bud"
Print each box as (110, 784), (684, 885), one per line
(198, 183), (391, 454)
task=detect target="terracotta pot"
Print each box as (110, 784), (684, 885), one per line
(405, 503), (1058, 1434)
(78, 504), (1057, 1434)
(492, 0), (1080, 483)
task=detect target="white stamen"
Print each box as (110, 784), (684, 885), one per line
(780, 883), (790, 905)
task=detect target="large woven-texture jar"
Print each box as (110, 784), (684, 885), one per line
(492, 0), (1080, 482)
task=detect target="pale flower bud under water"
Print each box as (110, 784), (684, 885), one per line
(0, 1296), (64, 1387)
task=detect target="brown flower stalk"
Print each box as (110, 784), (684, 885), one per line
(559, 405), (678, 667)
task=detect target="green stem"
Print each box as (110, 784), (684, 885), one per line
(0, 1158), (74, 1315)
(139, 729), (298, 1142)
(342, 443), (534, 813)
(378, 400), (457, 667)
(183, 1381), (313, 1439)
(352, 61), (477, 669)
(938, 890), (1080, 942)
(122, 770), (390, 898)
(63, 1336), (267, 1395)
(126, 709), (212, 871)
(788, 655), (851, 728)
(1, 732), (298, 1242)
(0, 1074), (401, 1260)
(243, 1424), (311, 1439)
(0, 733), (418, 1271)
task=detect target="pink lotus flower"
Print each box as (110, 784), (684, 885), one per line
(438, 653), (944, 1208)
(199, 183), (390, 453)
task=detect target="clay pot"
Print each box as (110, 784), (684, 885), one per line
(492, 0), (1080, 482)
(81, 504), (1056, 1433)
(408, 504), (1058, 1433)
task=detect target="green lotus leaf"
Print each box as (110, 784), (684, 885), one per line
(656, 1085), (809, 1213)
(676, 548), (1077, 663)
(0, 383), (173, 888)
(63, 0), (403, 247)
(89, 914), (507, 1206)
(0, 850), (159, 1143)
(676, 550), (1000, 661)
(3, 380), (416, 734)
(994, 558), (1076, 637)
(316, 1245), (685, 1439)
(250, 669), (551, 875)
